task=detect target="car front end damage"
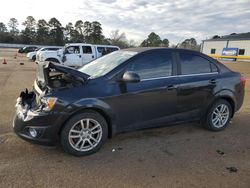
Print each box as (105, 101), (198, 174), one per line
(13, 62), (89, 146)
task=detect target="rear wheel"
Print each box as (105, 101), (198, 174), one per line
(204, 99), (232, 131)
(61, 111), (108, 156)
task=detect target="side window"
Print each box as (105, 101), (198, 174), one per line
(82, 46), (92, 54)
(97, 47), (104, 53)
(65, 46), (80, 54)
(179, 53), (212, 75)
(107, 47), (119, 53)
(127, 52), (173, 80)
(211, 63), (218, 72)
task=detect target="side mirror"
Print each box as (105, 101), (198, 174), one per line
(121, 71), (140, 83)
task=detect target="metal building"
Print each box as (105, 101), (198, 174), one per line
(201, 33), (250, 57)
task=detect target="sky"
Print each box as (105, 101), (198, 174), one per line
(1, 0), (250, 44)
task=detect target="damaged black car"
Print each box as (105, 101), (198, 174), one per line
(13, 48), (245, 156)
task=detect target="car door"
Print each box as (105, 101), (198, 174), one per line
(82, 46), (95, 65)
(176, 51), (219, 120)
(111, 50), (179, 131)
(63, 46), (82, 67)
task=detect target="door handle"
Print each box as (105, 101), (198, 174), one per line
(78, 55), (81, 58)
(209, 79), (217, 84)
(92, 55), (94, 58)
(166, 85), (176, 90)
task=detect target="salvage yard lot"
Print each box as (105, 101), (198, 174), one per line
(0, 48), (250, 188)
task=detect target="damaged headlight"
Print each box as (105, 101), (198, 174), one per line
(41, 97), (57, 111)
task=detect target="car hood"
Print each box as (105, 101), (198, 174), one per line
(36, 62), (90, 90)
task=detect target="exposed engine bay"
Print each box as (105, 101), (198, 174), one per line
(47, 71), (84, 89)
(36, 62), (89, 91)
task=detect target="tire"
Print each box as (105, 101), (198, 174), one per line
(204, 99), (232, 131)
(45, 58), (59, 63)
(60, 110), (108, 156)
(32, 55), (36, 61)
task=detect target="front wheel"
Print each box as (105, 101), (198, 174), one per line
(61, 111), (108, 156)
(204, 99), (232, 131)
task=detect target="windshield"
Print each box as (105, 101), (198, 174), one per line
(78, 50), (137, 78)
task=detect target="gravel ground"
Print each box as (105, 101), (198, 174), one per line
(0, 48), (250, 188)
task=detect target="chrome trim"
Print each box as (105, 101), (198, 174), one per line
(34, 80), (42, 95)
(141, 72), (218, 82)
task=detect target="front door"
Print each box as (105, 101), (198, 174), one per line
(109, 50), (179, 131)
(63, 45), (82, 67)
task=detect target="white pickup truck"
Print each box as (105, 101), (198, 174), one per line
(36, 43), (120, 67)
(27, 46), (62, 61)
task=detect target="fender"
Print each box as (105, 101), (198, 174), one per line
(205, 89), (236, 117)
(45, 58), (61, 64)
(214, 89), (236, 106)
(67, 98), (117, 137)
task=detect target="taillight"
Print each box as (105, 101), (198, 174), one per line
(240, 76), (246, 88)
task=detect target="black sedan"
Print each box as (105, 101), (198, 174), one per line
(13, 48), (245, 156)
(18, 46), (38, 53)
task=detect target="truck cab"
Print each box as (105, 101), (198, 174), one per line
(37, 43), (120, 67)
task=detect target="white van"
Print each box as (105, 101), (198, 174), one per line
(36, 43), (120, 67)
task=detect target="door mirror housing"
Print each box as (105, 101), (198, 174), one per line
(121, 71), (140, 83)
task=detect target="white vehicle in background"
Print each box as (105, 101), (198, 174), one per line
(36, 43), (120, 67)
(26, 47), (62, 61)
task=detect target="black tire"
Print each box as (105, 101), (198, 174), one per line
(60, 110), (108, 156)
(204, 99), (232, 131)
(32, 55), (36, 61)
(45, 58), (59, 63)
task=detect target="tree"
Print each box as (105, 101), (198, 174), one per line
(65, 22), (75, 42)
(140, 32), (162, 47)
(83, 21), (92, 42)
(180, 38), (198, 50)
(109, 30), (128, 48)
(212, 35), (220, 39)
(0, 22), (9, 43)
(8, 18), (19, 35)
(73, 20), (84, 42)
(161, 38), (169, 47)
(0, 22), (7, 33)
(36, 19), (49, 44)
(21, 16), (36, 44)
(90, 21), (104, 44)
(48, 17), (64, 45)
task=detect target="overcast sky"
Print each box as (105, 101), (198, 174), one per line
(1, 0), (250, 44)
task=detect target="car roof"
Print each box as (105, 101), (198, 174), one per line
(122, 47), (200, 54)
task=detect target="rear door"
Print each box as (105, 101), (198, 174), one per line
(176, 51), (219, 120)
(82, 45), (96, 65)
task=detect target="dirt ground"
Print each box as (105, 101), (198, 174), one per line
(0, 48), (250, 188)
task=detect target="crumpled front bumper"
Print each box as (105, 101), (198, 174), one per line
(13, 97), (66, 146)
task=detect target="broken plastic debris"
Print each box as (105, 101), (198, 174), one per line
(112, 149), (115, 152)
(226, 167), (238, 173)
(216, 150), (225, 155)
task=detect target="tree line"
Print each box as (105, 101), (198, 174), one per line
(0, 16), (199, 50)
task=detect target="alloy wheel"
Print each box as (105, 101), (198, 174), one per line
(68, 118), (103, 151)
(211, 104), (230, 128)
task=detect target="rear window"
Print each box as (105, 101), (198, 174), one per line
(179, 53), (212, 75)
(82, 46), (92, 54)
